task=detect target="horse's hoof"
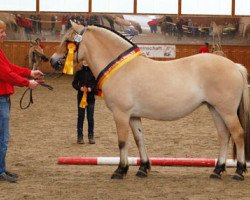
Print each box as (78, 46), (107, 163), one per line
(111, 173), (124, 179)
(233, 161), (246, 181)
(232, 174), (244, 181)
(136, 161), (150, 178)
(209, 173), (222, 179)
(136, 170), (148, 178)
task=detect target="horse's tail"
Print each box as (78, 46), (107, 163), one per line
(236, 63), (250, 161)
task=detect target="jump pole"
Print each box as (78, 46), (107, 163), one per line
(57, 157), (250, 167)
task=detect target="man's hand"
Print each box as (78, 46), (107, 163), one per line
(28, 80), (39, 90)
(30, 70), (44, 79)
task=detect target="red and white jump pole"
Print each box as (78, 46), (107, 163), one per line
(57, 157), (250, 167)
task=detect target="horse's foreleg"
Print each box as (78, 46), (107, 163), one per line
(208, 106), (230, 179)
(218, 34), (222, 46)
(130, 117), (150, 178)
(212, 34), (215, 46)
(32, 62), (38, 70)
(111, 111), (130, 179)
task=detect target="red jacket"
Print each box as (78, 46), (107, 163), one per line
(199, 46), (209, 53)
(0, 49), (31, 96)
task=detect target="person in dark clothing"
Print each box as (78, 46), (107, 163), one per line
(176, 18), (184, 40)
(72, 65), (97, 144)
(88, 15), (99, 25)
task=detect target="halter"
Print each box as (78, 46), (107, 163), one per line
(65, 27), (86, 64)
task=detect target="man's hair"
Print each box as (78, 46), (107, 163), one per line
(205, 42), (209, 46)
(0, 20), (6, 29)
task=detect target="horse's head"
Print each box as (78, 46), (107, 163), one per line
(50, 21), (86, 71)
(51, 20), (135, 75)
(28, 41), (49, 70)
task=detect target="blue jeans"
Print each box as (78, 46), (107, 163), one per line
(0, 96), (10, 174)
(77, 101), (95, 139)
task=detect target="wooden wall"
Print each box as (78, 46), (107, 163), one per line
(1, 41), (250, 74)
(0, 41), (59, 73)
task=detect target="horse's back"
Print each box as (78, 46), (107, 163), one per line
(132, 53), (238, 84)
(104, 53), (244, 120)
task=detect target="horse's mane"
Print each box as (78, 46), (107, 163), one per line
(88, 24), (136, 48)
(60, 24), (137, 50)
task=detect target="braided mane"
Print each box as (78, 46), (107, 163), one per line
(92, 24), (137, 47)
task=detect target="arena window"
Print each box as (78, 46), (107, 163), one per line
(0, 0), (36, 11)
(235, 0), (250, 16)
(92, 0), (134, 13)
(39, 0), (88, 12)
(137, 0), (178, 14)
(182, 0), (232, 15)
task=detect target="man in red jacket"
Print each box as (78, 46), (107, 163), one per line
(198, 42), (210, 53)
(0, 20), (44, 183)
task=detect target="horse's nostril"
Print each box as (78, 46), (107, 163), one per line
(50, 57), (65, 71)
(49, 58), (54, 65)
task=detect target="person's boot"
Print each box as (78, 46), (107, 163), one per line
(77, 131), (84, 144)
(88, 136), (95, 144)
(0, 173), (16, 183)
(77, 136), (84, 144)
(6, 171), (18, 178)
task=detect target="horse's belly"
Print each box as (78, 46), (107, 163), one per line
(133, 99), (203, 121)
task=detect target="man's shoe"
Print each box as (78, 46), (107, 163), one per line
(0, 173), (16, 183)
(6, 171), (18, 178)
(77, 138), (84, 144)
(89, 138), (95, 144)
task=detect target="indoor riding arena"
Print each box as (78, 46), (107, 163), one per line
(1, 1), (250, 200)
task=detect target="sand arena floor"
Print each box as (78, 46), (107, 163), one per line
(1, 75), (250, 200)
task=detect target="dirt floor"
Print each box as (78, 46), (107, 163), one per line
(1, 75), (250, 200)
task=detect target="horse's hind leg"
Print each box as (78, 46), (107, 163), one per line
(222, 114), (246, 180)
(111, 111), (130, 179)
(208, 106), (230, 179)
(130, 117), (150, 178)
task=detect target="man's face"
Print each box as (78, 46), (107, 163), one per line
(0, 28), (6, 43)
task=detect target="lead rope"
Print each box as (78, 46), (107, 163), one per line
(20, 82), (53, 110)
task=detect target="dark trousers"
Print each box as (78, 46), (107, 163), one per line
(77, 101), (95, 139)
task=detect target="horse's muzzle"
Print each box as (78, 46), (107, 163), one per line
(50, 57), (65, 71)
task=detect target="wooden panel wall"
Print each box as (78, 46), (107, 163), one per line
(0, 41), (59, 73)
(1, 41), (250, 74)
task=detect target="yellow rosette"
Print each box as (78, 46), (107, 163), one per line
(79, 86), (88, 108)
(63, 42), (77, 75)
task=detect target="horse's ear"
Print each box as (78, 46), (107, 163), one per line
(70, 20), (76, 27)
(30, 41), (37, 47)
(70, 20), (84, 33)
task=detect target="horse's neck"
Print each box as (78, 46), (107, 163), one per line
(84, 27), (132, 78)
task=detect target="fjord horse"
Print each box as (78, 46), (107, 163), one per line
(51, 21), (250, 180)
(210, 21), (223, 46)
(212, 43), (226, 57)
(28, 41), (49, 70)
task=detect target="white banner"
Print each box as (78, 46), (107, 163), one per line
(138, 45), (176, 58)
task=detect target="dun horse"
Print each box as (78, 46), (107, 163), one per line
(51, 21), (250, 180)
(28, 41), (49, 70)
(210, 21), (223, 46)
(212, 43), (226, 57)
